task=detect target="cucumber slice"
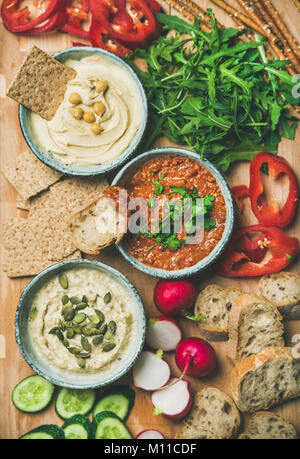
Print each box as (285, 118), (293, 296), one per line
(55, 388), (96, 420)
(93, 385), (135, 421)
(63, 414), (92, 439)
(20, 425), (65, 439)
(12, 375), (55, 413)
(94, 411), (133, 439)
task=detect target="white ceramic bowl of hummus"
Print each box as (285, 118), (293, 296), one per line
(19, 47), (148, 176)
(15, 260), (146, 389)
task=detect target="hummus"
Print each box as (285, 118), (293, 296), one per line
(30, 55), (143, 166)
(29, 268), (136, 374)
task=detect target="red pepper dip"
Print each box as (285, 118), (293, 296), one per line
(124, 156), (227, 271)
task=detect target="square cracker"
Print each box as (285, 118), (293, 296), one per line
(3, 150), (62, 201)
(6, 46), (76, 120)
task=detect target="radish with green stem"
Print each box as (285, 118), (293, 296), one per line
(146, 316), (182, 351)
(151, 378), (192, 420)
(175, 337), (216, 378)
(133, 350), (171, 391)
(136, 430), (165, 439)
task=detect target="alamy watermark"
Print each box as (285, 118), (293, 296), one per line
(292, 74), (300, 99)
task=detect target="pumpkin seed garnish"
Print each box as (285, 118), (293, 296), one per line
(63, 339), (69, 348)
(92, 335), (104, 346)
(82, 295), (89, 304)
(75, 302), (88, 311)
(49, 327), (61, 335)
(108, 320), (117, 334)
(63, 310), (75, 322)
(66, 328), (76, 339)
(89, 315), (101, 325)
(29, 307), (38, 321)
(68, 347), (81, 355)
(103, 342), (116, 352)
(95, 310), (105, 322)
(62, 303), (73, 314)
(103, 292), (112, 304)
(70, 296), (81, 305)
(105, 331), (113, 340)
(73, 313), (86, 324)
(81, 336), (92, 352)
(56, 329), (65, 342)
(82, 326), (93, 336)
(61, 294), (69, 305)
(99, 323), (108, 335)
(59, 273), (68, 289)
(77, 352), (91, 358)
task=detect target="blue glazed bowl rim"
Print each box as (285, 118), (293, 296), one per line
(18, 46), (148, 177)
(15, 259), (146, 389)
(112, 147), (235, 279)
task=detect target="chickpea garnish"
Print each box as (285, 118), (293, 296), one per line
(69, 92), (82, 105)
(70, 106), (84, 120)
(83, 111), (96, 123)
(96, 80), (108, 93)
(90, 123), (103, 135)
(93, 101), (106, 116)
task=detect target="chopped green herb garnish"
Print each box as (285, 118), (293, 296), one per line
(159, 173), (165, 179)
(152, 180), (164, 195)
(286, 254), (294, 260)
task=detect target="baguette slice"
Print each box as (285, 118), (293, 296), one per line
(257, 272), (300, 320)
(239, 412), (297, 439)
(231, 347), (300, 413)
(176, 388), (240, 439)
(68, 186), (127, 255)
(228, 294), (284, 362)
(194, 285), (242, 341)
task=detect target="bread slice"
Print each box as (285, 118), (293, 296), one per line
(239, 412), (297, 439)
(68, 186), (127, 255)
(231, 347), (300, 413)
(257, 272), (300, 320)
(228, 294), (284, 362)
(176, 388), (240, 439)
(194, 285), (242, 341)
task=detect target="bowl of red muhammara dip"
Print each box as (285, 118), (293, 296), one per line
(112, 148), (235, 278)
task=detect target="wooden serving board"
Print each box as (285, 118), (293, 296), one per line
(0, 0), (299, 440)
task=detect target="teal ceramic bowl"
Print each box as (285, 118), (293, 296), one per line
(19, 47), (148, 176)
(15, 259), (146, 389)
(112, 147), (235, 279)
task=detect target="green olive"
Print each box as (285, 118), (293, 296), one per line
(90, 123), (103, 135)
(69, 92), (82, 105)
(95, 80), (108, 93)
(70, 106), (84, 120)
(83, 111), (96, 123)
(93, 102), (106, 116)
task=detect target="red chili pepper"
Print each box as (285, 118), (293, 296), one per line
(217, 225), (299, 277)
(61, 0), (90, 38)
(89, 19), (132, 57)
(88, 0), (156, 44)
(249, 152), (298, 228)
(1, 0), (69, 33)
(27, 9), (68, 35)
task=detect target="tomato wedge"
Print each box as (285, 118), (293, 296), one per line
(88, 0), (156, 44)
(1, 0), (69, 33)
(217, 225), (299, 277)
(249, 152), (298, 228)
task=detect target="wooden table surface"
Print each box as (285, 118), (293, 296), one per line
(0, 0), (299, 440)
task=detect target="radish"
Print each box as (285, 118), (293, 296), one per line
(154, 279), (201, 320)
(175, 337), (216, 378)
(136, 430), (165, 439)
(151, 378), (192, 420)
(133, 350), (171, 391)
(146, 316), (182, 352)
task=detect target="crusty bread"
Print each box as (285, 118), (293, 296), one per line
(68, 187), (127, 255)
(228, 294), (284, 362)
(231, 347), (300, 413)
(194, 285), (242, 341)
(257, 272), (300, 320)
(239, 411), (297, 439)
(176, 388), (240, 439)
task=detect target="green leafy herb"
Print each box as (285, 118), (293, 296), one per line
(126, 12), (299, 171)
(286, 253), (294, 260)
(152, 180), (164, 195)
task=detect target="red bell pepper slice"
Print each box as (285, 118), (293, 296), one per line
(88, 0), (156, 44)
(249, 152), (298, 228)
(61, 0), (90, 38)
(231, 185), (250, 213)
(217, 225), (299, 277)
(1, 0), (69, 33)
(27, 9), (68, 34)
(89, 19), (132, 58)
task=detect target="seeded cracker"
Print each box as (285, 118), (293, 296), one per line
(3, 150), (62, 201)
(6, 46), (76, 120)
